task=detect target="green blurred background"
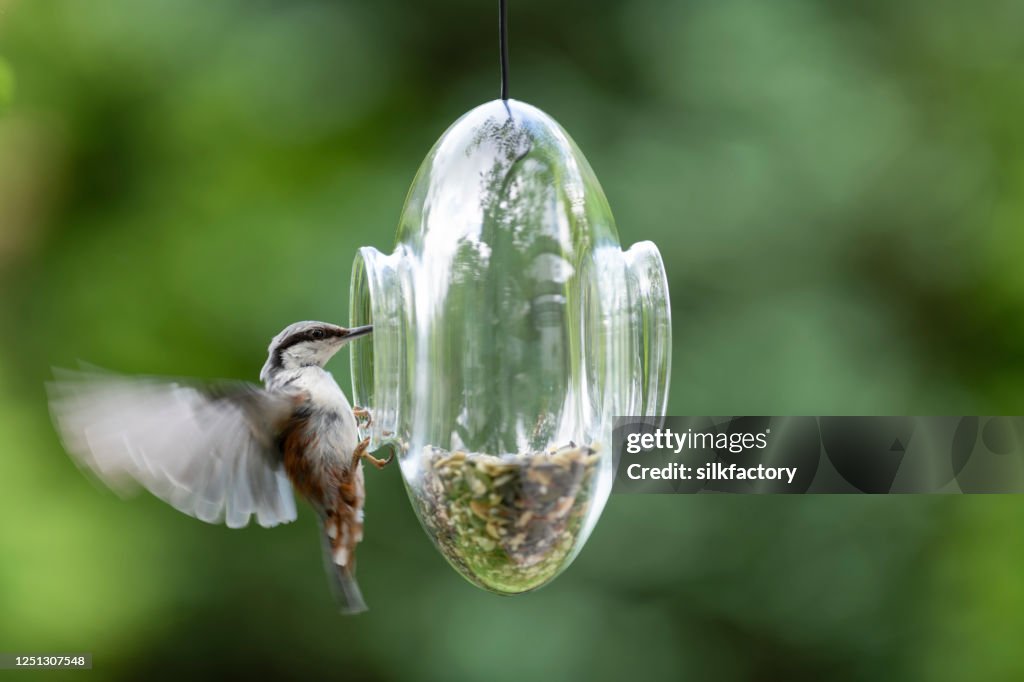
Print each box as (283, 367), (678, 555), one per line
(2, 0), (1023, 679)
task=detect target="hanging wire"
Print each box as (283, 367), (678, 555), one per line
(499, 0), (510, 100)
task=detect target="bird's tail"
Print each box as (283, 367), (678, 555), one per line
(319, 520), (368, 615)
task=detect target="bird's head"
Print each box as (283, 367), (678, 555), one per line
(260, 321), (372, 382)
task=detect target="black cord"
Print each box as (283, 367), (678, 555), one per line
(499, 0), (510, 100)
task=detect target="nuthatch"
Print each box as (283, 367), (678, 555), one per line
(48, 321), (388, 614)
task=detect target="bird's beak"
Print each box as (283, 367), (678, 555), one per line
(344, 325), (373, 340)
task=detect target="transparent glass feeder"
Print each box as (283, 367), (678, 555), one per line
(350, 99), (671, 593)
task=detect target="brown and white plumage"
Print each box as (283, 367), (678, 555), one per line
(47, 321), (376, 614)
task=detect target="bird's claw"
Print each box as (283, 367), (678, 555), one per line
(352, 437), (393, 470)
(353, 406), (372, 428)
(364, 450), (393, 470)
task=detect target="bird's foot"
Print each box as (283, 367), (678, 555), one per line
(363, 445), (394, 470)
(351, 437), (393, 470)
(353, 406), (372, 428)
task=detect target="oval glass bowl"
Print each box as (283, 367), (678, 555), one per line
(351, 99), (671, 593)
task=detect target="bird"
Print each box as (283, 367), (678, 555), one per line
(46, 321), (390, 614)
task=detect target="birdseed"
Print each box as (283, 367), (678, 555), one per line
(416, 443), (600, 593)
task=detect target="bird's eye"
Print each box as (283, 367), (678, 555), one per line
(311, 328), (326, 340)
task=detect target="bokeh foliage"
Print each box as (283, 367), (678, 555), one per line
(1, 0), (1023, 679)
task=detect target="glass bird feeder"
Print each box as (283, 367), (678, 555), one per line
(350, 99), (671, 593)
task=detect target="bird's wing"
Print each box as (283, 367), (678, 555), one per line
(48, 368), (300, 529)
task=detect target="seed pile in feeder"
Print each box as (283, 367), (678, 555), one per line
(417, 442), (600, 593)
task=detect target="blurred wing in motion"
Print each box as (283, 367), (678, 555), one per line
(48, 368), (300, 529)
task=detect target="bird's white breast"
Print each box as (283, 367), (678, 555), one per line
(270, 367), (358, 467)
(289, 368), (352, 412)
